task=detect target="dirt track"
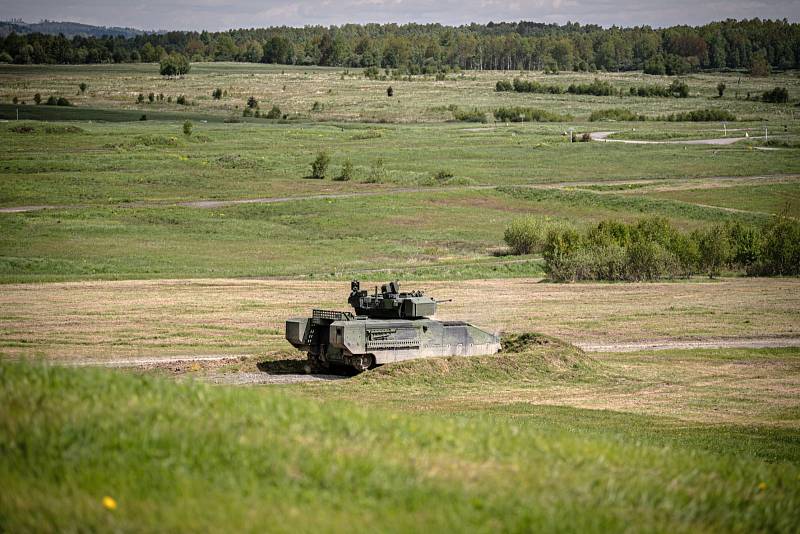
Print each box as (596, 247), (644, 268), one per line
(2, 174), (796, 213)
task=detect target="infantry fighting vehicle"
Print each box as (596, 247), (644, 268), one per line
(285, 281), (500, 371)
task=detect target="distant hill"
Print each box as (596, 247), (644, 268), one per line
(0, 19), (153, 39)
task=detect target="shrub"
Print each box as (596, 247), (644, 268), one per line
(752, 215), (800, 275)
(717, 82), (726, 97)
(56, 97), (71, 106)
(183, 120), (193, 136)
(79, 82), (88, 94)
(212, 88), (223, 99)
(668, 80), (689, 98)
(452, 108), (487, 123)
(630, 84), (670, 97)
(137, 93), (145, 104)
(364, 66), (380, 79)
(762, 87), (789, 104)
(266, 105), (282, 119)
(311, 101), (323, 112)
(494, 106), (571, 123)
(242, 107), (253, 117)
(698, 226), (732, 278)
(140, 114), (147, 121)
(626, 241), (679, 281)
(504, 217), (549, 255)
(33, 93), (41, 105)
(12, 96), (18, 104)
(334, 159), (354, 181)
(387, 86), (394, 97)
(310, 151), (331, 179)
(433, 169), (454, 182)
(159, 53), (190, 76)
(45, 95), (58, 105)
(365, 159), (386, 183)
(176, 95), (187, 105)
(662, 108), (736, 122)
(566, 78), (615, 96)
(589, 108), (646, 122)
(495, 80), (513, 92)
(543, 225), (583, 281)
(246, 96), (258, 109)
(148, 92), (155, 103)
(511, 78), (562, 94)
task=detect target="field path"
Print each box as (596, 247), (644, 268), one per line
(590, 131), (766, 145)
(1, 174), (795, 213)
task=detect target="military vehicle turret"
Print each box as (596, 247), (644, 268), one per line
(285, 281), (501, 371)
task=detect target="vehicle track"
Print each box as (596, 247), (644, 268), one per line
(2, 174), (795, 213)
(61, 336), (800, 385)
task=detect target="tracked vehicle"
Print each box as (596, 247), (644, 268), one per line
(285, 281), (501, 371)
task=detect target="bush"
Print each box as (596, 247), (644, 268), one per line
(717, 82), (726, 97)
(212, 88), (223, 99)
(504, 217), (549, 255)
(589, 108), (646, 122)
(45, 96), (58, 105)
(668, 80), (689, 98)
(183, 120), (193, 136)
(311, 101), (323, 112)
(364, 66), (380, 79)
(698, 226), (731, 278)
(543, 225), (583, 281)
(56, 97), (71, 106)
(79, 82), (88, 94)
(433, 169), (454, 182)
(387, 86), (394, 97)
(159, 53), (190, 76)
(511, 78), (562, 94)
(495, 80), (513, 92)
(566, 78), (615, 96)
(752, 216), (800, 275)
(242, 107), (253, 117)
(137, 93), (145, 104)
(662, 108), (736, 122)
(33, 93), (41, 105)
(365, 159), (386, 183)
(762, 87), (789, 104)
(266, 105), (282, 119)
(452, 108), (487, 123)
(148, 92), (155, 103)
(310, 150), (330, 179)
(247, 96), (258, 109)
(334, 160), (354, 181)
(494, 106), (571, 123)
(176, 95), (187, 105)
(140, 114), (147, 121)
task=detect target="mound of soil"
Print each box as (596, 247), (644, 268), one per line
(360, 332), (595, 384)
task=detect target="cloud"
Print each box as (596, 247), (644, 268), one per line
(1, 0), (797, 32)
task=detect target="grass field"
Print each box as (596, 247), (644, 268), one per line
(2, 278), (797, 360)
(1, 62), (799, 531)
(2, 344), (799, 532)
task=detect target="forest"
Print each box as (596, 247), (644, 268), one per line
(1, 18), (798, 73)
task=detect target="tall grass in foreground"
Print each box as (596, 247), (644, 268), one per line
(1, 360), (798, 532)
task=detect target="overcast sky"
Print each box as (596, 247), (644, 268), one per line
(2, 0), (798, 32)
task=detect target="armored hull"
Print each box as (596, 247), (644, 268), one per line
(285, 281), (500, 371)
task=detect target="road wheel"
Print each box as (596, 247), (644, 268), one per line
(352, 354), (375, 372)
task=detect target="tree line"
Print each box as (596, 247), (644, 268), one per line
(1, 18), (798, 73)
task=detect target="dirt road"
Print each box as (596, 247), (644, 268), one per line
(589, 131), (760, 145)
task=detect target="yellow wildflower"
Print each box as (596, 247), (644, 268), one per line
(758, 482), (767, 491)
(102, 496), (117, 510)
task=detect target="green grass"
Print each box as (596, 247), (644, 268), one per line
(642, 183), (800, 218)
(2, 357), (799, 532)
(1, 183), (780, 282)
(1, 119), (798, 209)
